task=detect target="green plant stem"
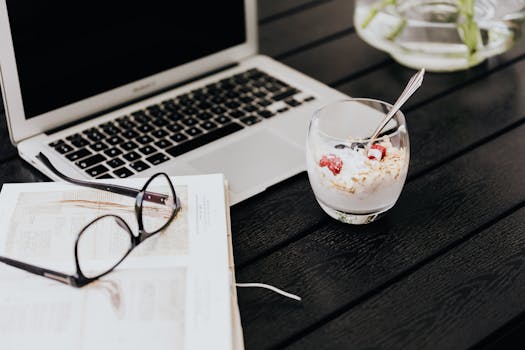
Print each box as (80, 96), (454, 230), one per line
(457, 0), (480, 64)
(387, 18), (406, 40)
(361, 0), (396, 29)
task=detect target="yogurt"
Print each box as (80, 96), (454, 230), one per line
(307, 137), (408, 214)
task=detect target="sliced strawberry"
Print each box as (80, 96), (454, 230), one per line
(371, 144), (386, 157)
(319, 154), (343, 175)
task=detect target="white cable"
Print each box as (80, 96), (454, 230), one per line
(236, 282), (302, 301)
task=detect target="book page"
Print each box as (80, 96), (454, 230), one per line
(0, 174), (233, 350)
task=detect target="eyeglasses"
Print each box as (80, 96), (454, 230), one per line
(0, 152), (181, 287)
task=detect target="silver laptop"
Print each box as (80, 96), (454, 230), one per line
(0, 0), (347, 204)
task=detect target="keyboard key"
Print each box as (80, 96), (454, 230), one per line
(225, 91), (239, 99)
(96, 173), (114, 179)
(182, 107), (199, 116)
(285, 98), (302, 107)
(85, 130), (105, 142)
(239, 96), (254, 104)
(48, 139), (64, 147)
(162, 101), (179, 112)
(197, 101), (212, 110)
(215, 115), (231, 124)
(201, 121), (218, 131)
(170, 133), (188, 143)
(106, 136), (124, 145)
(90, 141), (108, 152)
(253, 91), (267, 99)
(76, 154), (106, 169)
(148, 109), (165, 119)
(139, 145), (157, 155)
(104, 147), (123, 158)
(130, 160), (151, 172)
(132, 110), (148, 119)
(186, 127), (203, 137)
(136, 135), (154, 145)
(182, 118), (198, 126)
(102, 125), (122, 136)
(210, 106), (227, 115)
(166, 123), (243, 157)
(196, 112), (213, 121)
(240, 116), (262, 126)
(123, 151), (141, 162)
(258, 99), (272, 107)
(229, 110), (245, 119)
(211, 96), (226, 104)
(120, 140), (138, 151)
(114, 167), (134, 178)
(265, 84), (282, 93)
(146, 153), (170, 165)
(277, 107), (289, 113)
(71, 137), (89, 148)
(122, 129), (140, 139)
(134, 116), (150, 125)
(272, 88), (299, 101)
(151, 129), (169, 139)
(66, 133), (82, 141)
(107, 157), (125, 169)
(119, 120), (137, 129)
(137, 123), (155, 133)
(166, 123), (184, 133)
(243, 105), (257, 112)
(55, 143), (74, 154)
(66, 148), (92, 161)
(146, 104), (162, 113)
(225, 101), (240, 109)
(154, 139), (173, 149)
(303, 96), (315, 102)
(257, 110), (275, 118)
(166, 112), (184, 122)
(86, 164), (109, 177)
(152, 118), (169, 127)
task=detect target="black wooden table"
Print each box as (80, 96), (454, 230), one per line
(2, 1), (525, 349)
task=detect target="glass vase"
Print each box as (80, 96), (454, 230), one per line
(355, 0), (525, 72)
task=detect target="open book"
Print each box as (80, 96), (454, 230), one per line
(0, 174), (243, 350)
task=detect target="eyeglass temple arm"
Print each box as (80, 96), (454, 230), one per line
(0, 255), (75, 286)
(38, 152), (170, 205)
(38, 152), (142, 198)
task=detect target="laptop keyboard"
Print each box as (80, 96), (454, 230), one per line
(48, 68), (316, 179)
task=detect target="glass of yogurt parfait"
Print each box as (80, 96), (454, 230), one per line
(306, 98), (409, 224)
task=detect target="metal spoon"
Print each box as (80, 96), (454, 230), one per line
(368, 68), (425, 144)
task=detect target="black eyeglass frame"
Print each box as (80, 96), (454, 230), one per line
(0, 153), (181, 287)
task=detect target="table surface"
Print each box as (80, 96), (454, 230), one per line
(2, 1), (525, 349)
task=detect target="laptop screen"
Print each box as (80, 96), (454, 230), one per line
(6, 1), (246, 119)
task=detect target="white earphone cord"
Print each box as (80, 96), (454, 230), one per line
(236, 282), (302, 301)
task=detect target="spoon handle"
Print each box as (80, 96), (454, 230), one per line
(369, 68), (425, 143)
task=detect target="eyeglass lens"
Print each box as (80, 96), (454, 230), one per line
(76, 215), (132, 278)
(141, 174), (177, 234)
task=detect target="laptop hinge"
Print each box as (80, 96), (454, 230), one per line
(45, 61), (239, 135)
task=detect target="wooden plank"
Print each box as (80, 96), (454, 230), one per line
(236, 123), (525, 349)
(281, 32), (390, 85)
(0, 157), (47, 188)
(258, 0), (329, 23)
(259, 0), (355, 57)
(288, 206), (525, 349)
(231, 57), (525, 267)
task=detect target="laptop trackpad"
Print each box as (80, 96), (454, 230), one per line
(188, 130), (304, 194)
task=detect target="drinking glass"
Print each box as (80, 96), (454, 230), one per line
(306, 99), (409, 224)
